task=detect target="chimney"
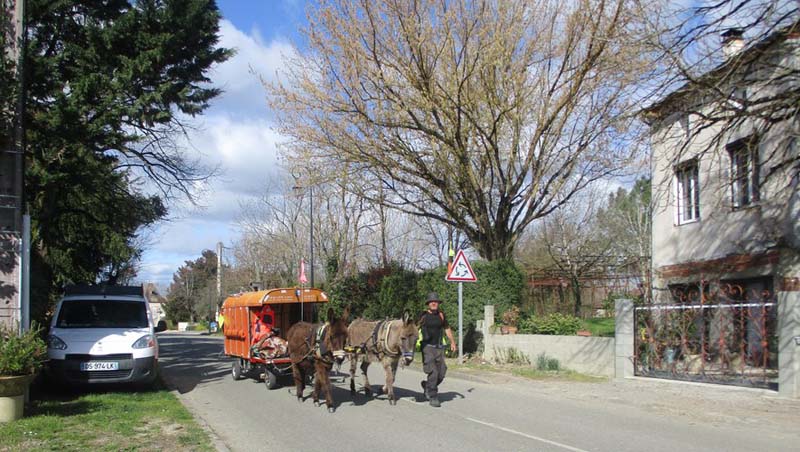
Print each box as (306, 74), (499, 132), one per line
(722, 28), (745, 58)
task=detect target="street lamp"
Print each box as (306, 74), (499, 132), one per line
(292, 172), (314, 288)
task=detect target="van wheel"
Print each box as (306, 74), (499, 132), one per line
(264, 370), (279, 390)
(232, 359), (244, 380)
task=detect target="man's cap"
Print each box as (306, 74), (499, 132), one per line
(426, 292), (442, 304)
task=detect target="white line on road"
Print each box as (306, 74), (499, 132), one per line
(464, 417), (590, 452)
(399, 396), (589, 452)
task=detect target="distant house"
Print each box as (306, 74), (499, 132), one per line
(644, 26), (799, 303)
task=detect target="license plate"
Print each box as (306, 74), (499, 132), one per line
(80, 361), (119, 371)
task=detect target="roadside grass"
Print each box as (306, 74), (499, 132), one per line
(582, 317), (615, 337)
(0, 380), (212, 452)
(443, 358), (608, 383)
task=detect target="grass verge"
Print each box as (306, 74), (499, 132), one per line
(443, 358), (608, 383)
(0, 380), (213, 452)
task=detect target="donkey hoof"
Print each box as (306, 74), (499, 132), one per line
(389, 399), (397, 406)
(296, 397), (303, 403)
(328, 406), (336, 413)
(314, 400), (321, 407)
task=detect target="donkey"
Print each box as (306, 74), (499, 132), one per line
(286, 306), (350, 413)
(347, 310), (418, 405)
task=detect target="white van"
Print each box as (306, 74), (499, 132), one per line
(46, 285), (166, 385)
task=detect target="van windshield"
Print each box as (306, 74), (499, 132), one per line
(56, 299), (148, 328)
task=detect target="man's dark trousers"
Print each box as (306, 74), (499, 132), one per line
(423, 345), (447, 398)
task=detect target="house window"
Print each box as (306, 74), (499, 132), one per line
(728, 137), (760, 208)
(675, 160), (700, 224)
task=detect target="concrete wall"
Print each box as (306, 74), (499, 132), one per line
(482, 305), (615, 377)
(485, 333), (615, 377)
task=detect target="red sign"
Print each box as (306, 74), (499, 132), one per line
(445, 250), (477, 282)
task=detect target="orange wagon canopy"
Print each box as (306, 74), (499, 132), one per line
(222, 287), (329, 309)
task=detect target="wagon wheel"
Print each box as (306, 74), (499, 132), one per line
(232, 358), (244, 381)
(264, 370), (279, 390)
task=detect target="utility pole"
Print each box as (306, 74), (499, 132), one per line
(0, 0), (27, 332)
(216, 242), (223, 300)
(309, 186), (314, 288)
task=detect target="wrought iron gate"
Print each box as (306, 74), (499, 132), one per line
(633, 289), (778, 389)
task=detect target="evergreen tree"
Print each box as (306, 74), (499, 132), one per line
(20, 0), (231, 320)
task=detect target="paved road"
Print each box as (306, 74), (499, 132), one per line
(158, 332), (799, 452)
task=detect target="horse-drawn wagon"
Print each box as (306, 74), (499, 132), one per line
(221, 287), (328, 389)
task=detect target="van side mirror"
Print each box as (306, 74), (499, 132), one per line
(155, 320), (167, 333)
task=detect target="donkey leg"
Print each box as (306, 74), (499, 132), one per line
(360, 359), (372, 397)
(321, 364), (335, 413)
(312, 364), (323, 407)
(291, 363), (304, 402)
(382, 358), (397, 405)
(349, 354), (358, 395)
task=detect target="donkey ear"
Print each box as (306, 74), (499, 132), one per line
(402, 309), (412, 325)
(327, 307), (335, 323)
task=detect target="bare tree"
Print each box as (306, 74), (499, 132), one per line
(235, 179), (306, 285)
(539, 191), (615, 316)
(268, 0), (653, 260)
(641, 1), (799, 191)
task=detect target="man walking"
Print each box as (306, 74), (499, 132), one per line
(419, 292), (456, 407)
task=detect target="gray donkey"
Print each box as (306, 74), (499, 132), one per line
(347, 311), (418, 405)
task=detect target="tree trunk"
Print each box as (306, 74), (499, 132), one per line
(572, 275), (582, 318)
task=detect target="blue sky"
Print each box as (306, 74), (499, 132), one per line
(136, 1), (309, 289)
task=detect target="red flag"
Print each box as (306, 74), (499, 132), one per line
(299, 258), (308, 284)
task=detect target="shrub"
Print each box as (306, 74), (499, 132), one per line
(328, 272), (372, 319)
(519, 313), (582, 335)
(501, 306), (520, 326)
(418, 259), (524, 329)
(372, 266), (419, 319)
(0, 324), (48, 376)
(494, 347), (530, 365)
(535, 352), (560, 371)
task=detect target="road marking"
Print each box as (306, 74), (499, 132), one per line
(464, 417), (589, 452)
(399, 396), (588, 452)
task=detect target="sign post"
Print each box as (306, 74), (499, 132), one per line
(445, 250), (477, 363)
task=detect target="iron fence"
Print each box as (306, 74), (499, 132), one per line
(634, 288), (778, 389)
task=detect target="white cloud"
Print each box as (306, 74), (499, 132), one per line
(206, 20), (297, 119)
(138, 20), (294, 288)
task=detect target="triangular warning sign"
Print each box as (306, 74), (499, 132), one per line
(445, 250), (477, 282)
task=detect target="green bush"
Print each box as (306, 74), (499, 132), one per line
(372, 267), (418, 319)
(0, 324), (48, 376)
(328, 266), (392, 319)
(535, 352), (560, 371)
(417, 259), (524, 328)
(519, 313), (583, 335)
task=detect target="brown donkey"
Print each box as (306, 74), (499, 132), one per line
(347, 310), (418, 405)
(286, 306), (350, 413)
